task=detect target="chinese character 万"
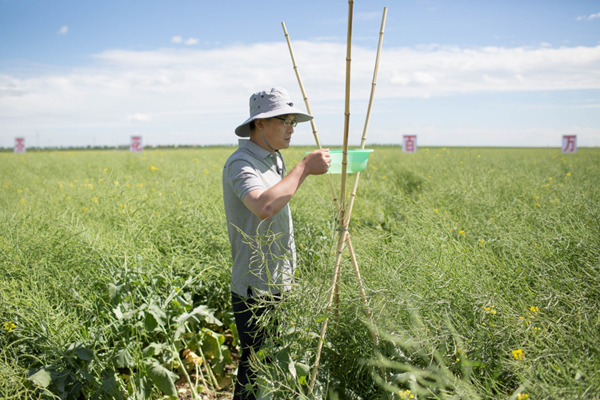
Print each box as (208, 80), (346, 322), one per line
(562, 135), (576, 154)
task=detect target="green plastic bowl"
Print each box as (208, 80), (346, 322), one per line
(307, 149), (374, 174)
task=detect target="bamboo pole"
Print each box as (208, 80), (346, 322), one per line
(281, 22), (340, 212)
(308, 229), (347, 392)
(345, 7), (387, 227)
(338, 0), (354, 226)
(309, 0), (354, 393)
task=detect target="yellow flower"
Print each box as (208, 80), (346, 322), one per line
(17, 189), (23, 193)
(114, 181), (120, 186)
(548, 177), (552, 181)
(512, 349), (524, 360)
(104, 168), (108, 172)
(398, 389), (413, 400)
(92, 197), (98, 203)
(459, 230), (465, 234)
(517, 394), (529, 400)
(150, 165), (159, 171)
(480, 239), (485, 244)
(533, 195), (539, 199)
(534, 204), (541, 207)
(566, 172), (571, 176)
(3, 322), (16, 332)
(529, 306), (539, 313)
(19, 198), (25, 205)
(137, 183), (145, 188)
(434, 208), (439, 212)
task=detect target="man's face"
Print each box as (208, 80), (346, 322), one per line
(257, 114), (297, 151)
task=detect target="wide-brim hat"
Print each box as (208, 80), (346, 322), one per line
(235, 87), (313, 137)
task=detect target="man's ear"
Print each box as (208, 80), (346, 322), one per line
(254, 118), (268, 131)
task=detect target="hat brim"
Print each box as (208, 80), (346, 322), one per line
(235, 106), (313, 137)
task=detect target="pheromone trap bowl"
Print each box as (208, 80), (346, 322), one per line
(308, 149), (374, 174)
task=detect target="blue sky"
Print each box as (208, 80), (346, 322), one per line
(1, 0), (599, 148)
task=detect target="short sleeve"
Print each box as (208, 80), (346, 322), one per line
(226, 159), (266, 202)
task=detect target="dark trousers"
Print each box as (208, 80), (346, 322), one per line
(232, 289), (281, 400)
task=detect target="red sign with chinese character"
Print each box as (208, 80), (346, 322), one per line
(562, 135), (576, 154)
(14, 138), (25, 153)
(403, 135), (417, 153)
(130, 136), (143, 153)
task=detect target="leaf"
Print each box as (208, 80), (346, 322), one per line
(99, 375), (123, 399)
(108, 282), (125, 302)
(66, 342), (94, 361)
(134, 373), (152, 399)
(201, 328), (223, 362)
(174, 305), (222, 340)
(179, 305), (222, 327)
(147, 362), (179, 397)
(147, 303), (167, 327)
(113, 347), (134, 368)
(113, 305), (123, 320)
(143, 342), (164, 358)
(295, 362), (310, 378)
(144, 311), (158, 331)
(28, 368), (52, 388)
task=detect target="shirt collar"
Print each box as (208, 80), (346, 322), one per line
(238, 138), (273, 160)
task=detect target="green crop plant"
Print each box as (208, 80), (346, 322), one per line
(2, 146), (599, 399)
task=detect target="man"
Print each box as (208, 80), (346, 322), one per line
(222, 87), (330, 399)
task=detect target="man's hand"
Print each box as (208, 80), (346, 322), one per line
(302, 148), (331, 175)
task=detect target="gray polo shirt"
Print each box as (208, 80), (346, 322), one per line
(222, 139), (296, 297)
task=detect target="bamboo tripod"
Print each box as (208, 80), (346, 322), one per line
(282, 2), (388, 393)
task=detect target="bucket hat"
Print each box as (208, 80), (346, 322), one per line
(235, 87), (313, 137)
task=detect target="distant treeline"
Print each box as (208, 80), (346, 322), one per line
(0, 144), (237, 152)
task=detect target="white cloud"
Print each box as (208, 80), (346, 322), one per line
(58, 26), (68, 35)
(576, 12), (600, 21)
(185, 38), (199, 45)
(126, 113), (151, 122)
(1, 41), (600, 147)
(171, 36), (183, 43)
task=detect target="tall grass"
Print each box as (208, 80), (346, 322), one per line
(1, 147), (599, 399)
